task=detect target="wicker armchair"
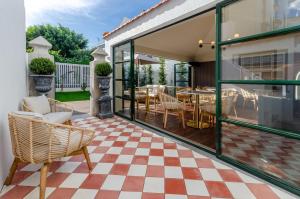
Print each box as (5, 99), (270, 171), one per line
(5, 113), (95, 199)
(159, 92), (185, 128)
(22, 96), (73, 125)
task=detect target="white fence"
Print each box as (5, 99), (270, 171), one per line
(55, 62), (90, 90)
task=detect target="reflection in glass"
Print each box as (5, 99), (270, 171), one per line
(222, 0), (300, 41)
(115, 98), (131, 117)
(114, 43), (131, 62)
(222, 84), (300, 133)
(222, 122), (300, 187)
(222, 32), (300, 81)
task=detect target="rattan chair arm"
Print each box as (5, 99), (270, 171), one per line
(48, 98), (74, 113)
(9, 113), (94, 135)
(22, 101), (33, 112)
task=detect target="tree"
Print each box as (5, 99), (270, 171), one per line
(26, 24), (88, 58)
(50, 49), (93, 65)
(158, 58), (167, 85)
(140, 65), (147, 86)
(147, 64), (153, 85)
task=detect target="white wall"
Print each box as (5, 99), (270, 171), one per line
(0, 0), (26, 188)
(104, 0), (219, 57)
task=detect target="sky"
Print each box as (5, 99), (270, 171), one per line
(24, 0), (161, 48)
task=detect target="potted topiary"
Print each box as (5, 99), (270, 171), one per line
(95, 62), (113, 118)
(29, 57), (56, 95)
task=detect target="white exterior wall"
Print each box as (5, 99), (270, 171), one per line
(0, 0), (26, 188)
(104, 0), (218, 57)
(104, 0), (219, 97)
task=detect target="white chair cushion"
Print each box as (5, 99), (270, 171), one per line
(43, 112), (72, 124)
(13, 111), (44, 120)
(24, 96), (51, 114)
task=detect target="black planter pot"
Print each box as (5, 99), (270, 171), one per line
(97, 76), (113, 119)
(30, 74), (54, 95)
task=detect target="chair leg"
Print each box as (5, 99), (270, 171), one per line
(40, 163), (49, 199)
(4, 158), (19, 185)
(181, 110), (185, 129)
(233, 106), (237, 118)
(82, 146), (93, 171)
(199, 112), (204, 129)
(243, 100), (246, 109)
(164, 110), (168, 128)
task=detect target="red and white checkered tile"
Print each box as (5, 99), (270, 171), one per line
(0, 116), (297, 199)
(222, 123), (300, 187)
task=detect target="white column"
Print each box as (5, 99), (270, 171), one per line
(27, 36), (55, 98)
(90, 47), (108, 116)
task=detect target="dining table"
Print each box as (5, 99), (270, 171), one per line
(177, 89), (215, 129)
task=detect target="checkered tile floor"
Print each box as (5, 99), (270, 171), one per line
(222, 123), (300, 188)
(0, 116), (297, 199)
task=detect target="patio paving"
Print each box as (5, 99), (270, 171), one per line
(0, 116), (298, 199)
(65, 100), (90, 114)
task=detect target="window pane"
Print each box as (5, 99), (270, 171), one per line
(114, 81), (124, 98)
(114, 43), (131, 62)
(222, 32), (300, 80)
(115, 63), (131, 80)
(221, 84), (300, 133)
(115, 98), (131, 116)
(221, 122), (300, 187)
(222, 0), (300, 41)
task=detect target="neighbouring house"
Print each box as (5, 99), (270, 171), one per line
(0, 0), (27, 188)
(102, 0), (300, 196)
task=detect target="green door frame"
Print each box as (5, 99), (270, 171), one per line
(216, 0), (300, 196)
(112, 40), (135, 120)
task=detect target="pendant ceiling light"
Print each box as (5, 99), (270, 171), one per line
(198, 39), (215, 49)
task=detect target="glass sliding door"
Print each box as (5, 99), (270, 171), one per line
(113, 41), (134, 119)
(216, 0), (300, 195)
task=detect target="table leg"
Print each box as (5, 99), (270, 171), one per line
(146, 88), (150, 112)
(195, 94), (199, 128)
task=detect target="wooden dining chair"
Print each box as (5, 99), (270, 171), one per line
(148, 85), (165, 111)
(159, 92), (185, 129)
(241, 88), (258, 111)
(199, 95), (235, 128)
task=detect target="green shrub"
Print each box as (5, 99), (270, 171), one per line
(29, 58), (56, 75)
(95, 62), (112, 76)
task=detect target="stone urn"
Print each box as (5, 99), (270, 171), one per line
(30, 74), (54, 95)
(97, 76), (113, 119)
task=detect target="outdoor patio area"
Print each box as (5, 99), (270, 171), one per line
(0, 116), (296, 199)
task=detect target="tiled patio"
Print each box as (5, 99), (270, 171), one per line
(0, 116), (297, 199)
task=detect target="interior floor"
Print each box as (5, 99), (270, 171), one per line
(134, 104), (216, 150)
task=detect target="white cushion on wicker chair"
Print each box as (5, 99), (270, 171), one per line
(13, 111), (44, 119)
(43, 112), (72, 124)
(24, 96), (51, 114)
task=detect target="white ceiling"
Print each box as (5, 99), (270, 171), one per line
(135, 10), (216, 62)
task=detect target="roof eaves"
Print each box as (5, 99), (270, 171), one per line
(103, 0), (170, 39)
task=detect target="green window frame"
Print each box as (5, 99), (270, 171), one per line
(216, 0), (300, 196)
